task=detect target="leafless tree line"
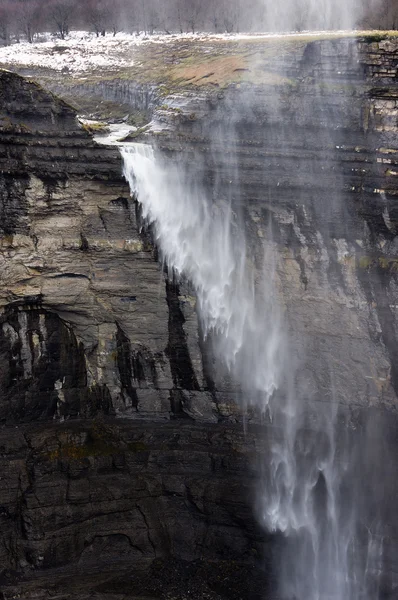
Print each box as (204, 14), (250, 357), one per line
(0, 0), (396, 45)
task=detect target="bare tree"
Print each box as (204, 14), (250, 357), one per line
(106, 0), (125, 35)
(207, 0), (220, 32)
(0, 0), (15, 44)
(48, 0), (75, 39)
(0, 0), (396, 39)
(116, 0), (140, 34)
(16, 0), (43, 42)
(186, 2), (202, 33)
(384, 0), (398, 29)
(147, 0), (160, 34)
(82, 0), (109, 36)
(173, 0), (184, 32)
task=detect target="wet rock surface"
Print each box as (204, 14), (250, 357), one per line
(1, 559), (268, 600)
(0, 420), (268, 599)
(0, 37), (398, 598)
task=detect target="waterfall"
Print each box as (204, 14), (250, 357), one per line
(121, 139), (385, 599)
(121, 144), (282, 408)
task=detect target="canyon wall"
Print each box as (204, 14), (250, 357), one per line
(0, 36), (397, 598)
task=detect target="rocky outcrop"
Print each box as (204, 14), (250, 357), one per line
(0, 70), (165, 422)
(0, 69), (268, 599)
(0, 36), (398, 598)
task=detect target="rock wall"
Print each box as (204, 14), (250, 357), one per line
(0, 69), (268, 599)
(0, 419), (268, 599)
(152, 37), (398, 412)
(0, 36), (398, 598)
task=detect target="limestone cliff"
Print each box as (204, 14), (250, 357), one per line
(0, 69), (268, 600)
(0, 36), (398, 599)
(0, 69), (167, 422)
(150, 37), (398, 413)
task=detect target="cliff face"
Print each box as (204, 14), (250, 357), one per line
(0, 70), (165, 422)
(152, 37), (398, 412)
(0, 36), (398, 598)
(0, 69), (268, 600)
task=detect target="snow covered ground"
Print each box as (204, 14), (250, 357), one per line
(0, 29), (364, 75)
(0, 31), (140, 74)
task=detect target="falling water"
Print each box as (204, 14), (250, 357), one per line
(120, 92), (391, 597)
(257, 0), (383, 33)
(121, 144), (282, 407)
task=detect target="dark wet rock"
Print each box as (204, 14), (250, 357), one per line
(0, 419), (268, 599)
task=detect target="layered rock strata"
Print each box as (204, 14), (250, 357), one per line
(0, 36), (398, 598)
(151, 37), (398, 412)
(0, 69), (268, 599)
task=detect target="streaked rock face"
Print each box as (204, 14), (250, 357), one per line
(0, 172), (175, 421)
(0, 37), (397, 598)
(150, 37), (398, 413)
(0, 70), (172, 422)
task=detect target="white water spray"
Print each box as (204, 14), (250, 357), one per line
(122, 144), (282, 408)
(121, 141), (384, 599)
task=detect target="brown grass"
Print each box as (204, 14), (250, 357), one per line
(170, 55), (248, 86)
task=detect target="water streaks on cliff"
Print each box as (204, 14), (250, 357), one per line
(121, 126), (394, 599)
